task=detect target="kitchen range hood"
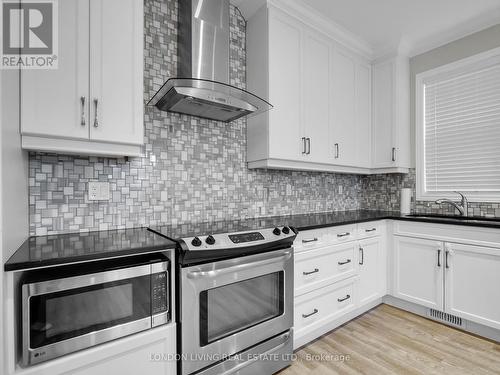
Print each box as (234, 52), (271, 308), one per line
(148, 0), (272, 122)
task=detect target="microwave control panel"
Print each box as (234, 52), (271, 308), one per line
(152, 272), (168, 315)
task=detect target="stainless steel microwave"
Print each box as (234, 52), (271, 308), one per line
(20, 254), (170, 367)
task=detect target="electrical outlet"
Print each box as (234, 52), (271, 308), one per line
(88, 182), (110, 201)
(338, 185), (343, 194)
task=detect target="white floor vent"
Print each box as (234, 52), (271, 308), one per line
(429, 309), (463, 327)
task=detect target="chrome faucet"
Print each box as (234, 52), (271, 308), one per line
(435, 191), (468, 216)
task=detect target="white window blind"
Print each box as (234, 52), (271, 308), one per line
(423, 63), (500, 194)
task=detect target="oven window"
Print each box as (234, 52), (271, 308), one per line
(29, 276), (150, 349)
(200, 272), (284, 346)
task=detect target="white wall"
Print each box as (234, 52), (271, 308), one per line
(1, 67), (29, 374)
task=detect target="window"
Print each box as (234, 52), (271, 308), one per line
(416, 48), (500, 202)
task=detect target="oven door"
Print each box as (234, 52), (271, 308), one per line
(22, 262), (168, 366)
(181, 248), (293, 375)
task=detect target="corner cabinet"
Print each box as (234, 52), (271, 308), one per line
(247, 3), (373, 174)
(21, 0), (144, 157)
(371, 55), (411, 171)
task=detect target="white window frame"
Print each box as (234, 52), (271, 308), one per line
(416, 46), (500, 203)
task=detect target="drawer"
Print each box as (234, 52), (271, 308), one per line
(294, 224), (357, 252)
(295, 242), (357, 296)
(357, 221), (382, 239)
(294, 278), (356, 334)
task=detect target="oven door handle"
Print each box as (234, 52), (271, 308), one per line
(186, 250), (293, 279)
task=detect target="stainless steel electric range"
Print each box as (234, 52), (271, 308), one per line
(149, 219), (297, 375)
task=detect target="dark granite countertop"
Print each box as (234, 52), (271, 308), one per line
(4, 227), (176, 272)
(150, 210), (500, 240)
(7, 210), (500, 272)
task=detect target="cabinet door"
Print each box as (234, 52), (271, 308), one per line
(355, 62), (371, 167)
(302, 30), (331, 163)
(21, 0), (89, 140)
(331, 47), (357, 166)
(89, 0), (143, 145)
(393, 236), (444, 310)
(358, 237), (382, 305)
(445, 243), (500, 330)
(268, 8), (302, 161)
(371, 60), (395, 168)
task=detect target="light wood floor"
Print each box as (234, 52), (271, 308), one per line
(279, 304), (500, 375)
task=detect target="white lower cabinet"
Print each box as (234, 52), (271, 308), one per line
(392, 236), (444, 310)
(293, 221), (385, 348)
(445, 243), (500, 330)
(294, 277), (357, 347)
(392, 229), (500, 332)
(294, 242), (356, 296)
(358, 237), (384, 305)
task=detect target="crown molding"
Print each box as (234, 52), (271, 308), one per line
(267, 0), (374, 60)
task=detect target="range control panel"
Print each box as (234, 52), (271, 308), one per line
(182, 226), (295, 251)
(229, 232), (265, 244)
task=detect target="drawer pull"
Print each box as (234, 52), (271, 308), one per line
(302, 309), (319, 318)
(337, 259), (351, 265)
(337, 295), (350, 302)
(337, 232), (350, 238)
(303, 268), (319, 276)
(365, 228), (377, 232)
(302, 238), (318, 243)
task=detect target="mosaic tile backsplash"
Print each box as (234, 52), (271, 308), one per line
(28, 0), (500, 236)
(28, 0), (362, 236)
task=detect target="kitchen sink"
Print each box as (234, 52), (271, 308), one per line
(406, 214), (500, 224)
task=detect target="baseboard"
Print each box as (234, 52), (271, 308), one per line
(383, 295), (500, 343)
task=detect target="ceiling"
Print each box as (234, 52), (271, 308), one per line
(234, 0), (500, 58)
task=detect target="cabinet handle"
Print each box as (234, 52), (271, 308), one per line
(334, 143), (339, 159)
(437, 249), (441, 267)
(359, 247), (364, 265)
(306, 138), (311, 155)
(303, 268), (319, 276)
(445, 250), (450, 269)
(338, 259), (351, 265)
(337, 232), (350, 238)
(392, 147), (396, 162)
(365, 228), (377, 232)
(302, 137), (306, 154)
(337, 295), (350, 302)
(302, 238), (318, 243)
(93, 98), (99, 127)
(302, 309), (318, 318)
(80, 96), (86, 126)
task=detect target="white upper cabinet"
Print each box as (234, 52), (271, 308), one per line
(89, 0), (144, 146)
(372, 55), (411, 171)
(247, 1), (406, 174)
(267, 7), (303, 162)
(21, 0), (90, 141)
(21, 0), (144, 157)
(303, 29), (331, 164)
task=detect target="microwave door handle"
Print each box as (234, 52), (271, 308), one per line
(186, 250), (292, 279)
(24, 262), (159, 297)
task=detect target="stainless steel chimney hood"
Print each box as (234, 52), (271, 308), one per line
(148, 0), (272, 122)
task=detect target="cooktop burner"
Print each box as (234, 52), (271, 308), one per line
(148, 218), (297, 266)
